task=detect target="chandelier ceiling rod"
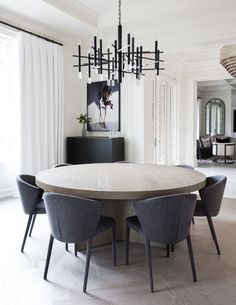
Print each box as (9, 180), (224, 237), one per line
(73, 0), (164, 84)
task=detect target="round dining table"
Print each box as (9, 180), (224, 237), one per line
(36, 163), (206, 245)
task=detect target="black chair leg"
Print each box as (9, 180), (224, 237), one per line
(171, 244), (175, 252)
(44, 234), (54, 280)
(74, 243), (77, 257)
(192, 217), (195, 225)
(166, 244), (170, 257)
(206, 215), (221, 255)
(125, 225), (130, 265)
(21, 214), (33, 252)
(145, 239), (154, 293)
(83, 238), (92, 293)
(29, 214), (37, 237)
(186, 235), (197, 282)
(112, 225), (117, 266)
(65, 243), (69, 251)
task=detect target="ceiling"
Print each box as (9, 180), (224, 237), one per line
(0, 0), (236, 75)
(198, 79), (236, 91)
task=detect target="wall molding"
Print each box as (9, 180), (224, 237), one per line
(0, 188), (13, 199)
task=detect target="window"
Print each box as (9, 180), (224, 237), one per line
(0, 31), (20, 165)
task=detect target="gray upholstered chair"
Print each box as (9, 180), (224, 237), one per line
(43, 192), (116, 292)
(54, 163), (75, 254)
(125, 193), (197, 292)
(176, 164), (195, 225)
(194, 175), (227, 255)
(16, 174), (45, 252)
(54, 163), (72, 167)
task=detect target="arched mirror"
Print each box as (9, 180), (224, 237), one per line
(205, 98), (225, 135)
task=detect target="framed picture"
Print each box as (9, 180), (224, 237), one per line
(87, 81), (120, 131)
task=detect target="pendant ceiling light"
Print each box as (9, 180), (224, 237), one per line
(220, 45), (236, 78)
(73, 0), (164, 85)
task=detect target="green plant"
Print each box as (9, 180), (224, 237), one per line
(76, 113), (92, 128)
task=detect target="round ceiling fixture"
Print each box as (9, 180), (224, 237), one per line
(220, 45), (236, 78)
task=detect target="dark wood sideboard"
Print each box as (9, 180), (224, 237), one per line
(66, 137), (124, 164)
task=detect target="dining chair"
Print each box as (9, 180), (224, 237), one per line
(115, 161), (132, 163)
(16, 175), (45, 252)
(54, 163), (77, 254)
(176, 164), (195, 225)
(125, 193), (197, 292)
(194, 175), (227, 255)
(54, 163), (72, 167)
(176, 164), (194, 170)
(43, 192), (116, 292)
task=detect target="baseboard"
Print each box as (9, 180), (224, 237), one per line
(0, 188), (14, 199)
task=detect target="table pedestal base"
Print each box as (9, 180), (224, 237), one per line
(78, 200), (145, 250)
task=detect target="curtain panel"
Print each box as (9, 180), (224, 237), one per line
(19, 33), (64, 174)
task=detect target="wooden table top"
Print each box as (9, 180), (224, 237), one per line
(36, 163), (206, 200)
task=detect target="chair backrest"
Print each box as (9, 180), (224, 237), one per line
(176, 164), (194, 170)
(199, 175), (227, 217)
(16, 175), (44, 215)
(43, 193), (103, 243)
(134, 193), (197, 244)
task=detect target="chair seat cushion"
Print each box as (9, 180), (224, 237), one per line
(95, 215), (115, 235)
(193, 200), (206, 217)
(126, 216), (142, 233)
(35, 199), (46, 214)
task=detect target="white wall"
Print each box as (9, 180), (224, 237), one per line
(177, 76), (198, 166)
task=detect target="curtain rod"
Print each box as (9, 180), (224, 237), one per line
(0, 20), (63, 46)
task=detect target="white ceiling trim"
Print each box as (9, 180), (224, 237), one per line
(43, 0), (97, 28)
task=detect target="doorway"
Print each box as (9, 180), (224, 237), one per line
(153, 76), (177, 165)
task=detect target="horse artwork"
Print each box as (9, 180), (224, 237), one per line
(87, 81), (120, 131)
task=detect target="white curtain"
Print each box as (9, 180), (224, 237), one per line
(121, 75), (144, 162)
(19, 33), (64, 174)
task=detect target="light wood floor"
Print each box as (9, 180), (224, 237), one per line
(0, 197), (236, 305)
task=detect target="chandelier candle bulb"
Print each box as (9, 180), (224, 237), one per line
(77, 71), (82, 79)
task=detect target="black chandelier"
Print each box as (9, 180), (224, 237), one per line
(73, 0), (164, 85)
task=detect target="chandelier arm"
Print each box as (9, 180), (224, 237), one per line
(114, 40), (118, 70)
(94, 36), (97, 67)
(143, 68), (165, 71)
(119, 0), (121, 25)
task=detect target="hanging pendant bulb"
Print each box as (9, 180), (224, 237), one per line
(77, 71), (82, 79)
